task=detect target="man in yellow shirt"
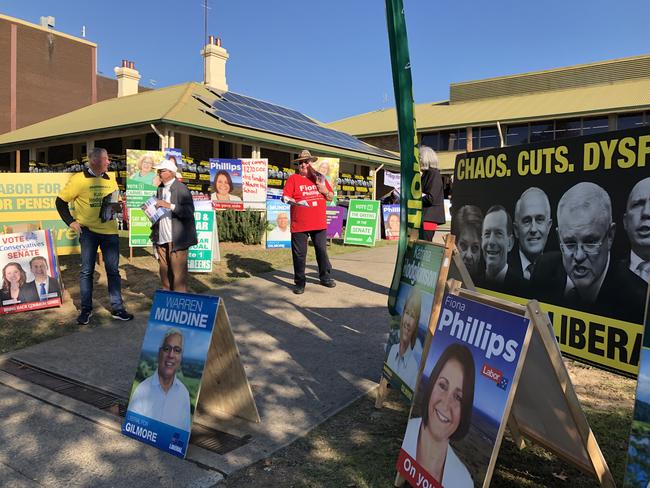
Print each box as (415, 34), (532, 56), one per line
(56, 147), (133, 325)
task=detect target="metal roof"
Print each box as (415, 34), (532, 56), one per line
(328, 77), (650, 137)
(0, 82), (399, 166)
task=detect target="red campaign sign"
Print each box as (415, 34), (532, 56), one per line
(481, 362), (503, 384)
(1, 297), (62, 315)
(396, 449), (443, 488)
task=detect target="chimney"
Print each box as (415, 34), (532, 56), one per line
(113, 59), (141, 97)
(201, 36), (229, 92)
(40, 16), (55, 29)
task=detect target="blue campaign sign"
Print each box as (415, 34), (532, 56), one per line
(266, 199), (291, 249)
(122, 291), (219, 457)
(398, 293), (530, 488)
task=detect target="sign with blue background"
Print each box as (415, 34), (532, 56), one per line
(122, 291), (219, 457)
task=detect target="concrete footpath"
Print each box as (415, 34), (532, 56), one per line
(0, 244), (400, 487)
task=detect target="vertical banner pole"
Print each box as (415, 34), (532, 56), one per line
(385, 0), (421, 314)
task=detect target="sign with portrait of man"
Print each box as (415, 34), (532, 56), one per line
(452, 126), (650, 376)
(122, 291), (219, 457)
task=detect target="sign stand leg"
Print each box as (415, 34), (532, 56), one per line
(394, 472), (406, 487)
(375, 376), (389, 409)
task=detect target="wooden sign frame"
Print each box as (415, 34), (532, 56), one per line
(195, 300), (260, 423)
(394, 284), (614, 487)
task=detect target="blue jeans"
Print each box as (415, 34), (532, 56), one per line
(79, 229), (124, 313)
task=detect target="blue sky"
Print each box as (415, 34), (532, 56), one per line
(3, 1), (649, 122)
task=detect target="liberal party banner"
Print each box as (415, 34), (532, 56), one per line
(210, 159), (244, 210)
(452, 126), (650, 376)
(326, 206), (346, 239)
(624, 289), (650, 488)
(188, 210), (214, 273)
(344, 199), (380, 247)
(266, 200), (291, 249)
(397, 293), (530, 488)
(0, 230), (62, 314)
(310, 157), (340, 206)
(122, 291), (218, 458)
(384, 241), (443, 400)
(383, 204), (400, 240)
(0, 174), (79, 255)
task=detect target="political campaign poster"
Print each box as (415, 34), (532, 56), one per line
(383, 204), (400, 240)
(164, 148), (183, 172)
(126, 150), (164, 208)
(326, 206), (346, 239)
(397, 293), (530, 488)
(242, 159), (268, 210)
(310, 157), (339, 206)
(122, 291), (218, 458)
(129, 208), (152, 247)
(344, 199), (380, 246)
(451, 126), (650, 377)
(624, 290), (650, 488)
(267, 164), (294, 191)
(0, 230), (62, 314)
(266, 200), (291, 249)
(0, 174), (79, 255)
(188, 210), (214, 273)
(210, 159), (244, 211)
(384, 170), (401, 193)
(383, 241), (444, 400)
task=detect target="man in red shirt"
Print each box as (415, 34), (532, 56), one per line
(283, 150), (336, 294)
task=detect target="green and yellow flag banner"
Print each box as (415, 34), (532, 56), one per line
(385, 0), (421, 313)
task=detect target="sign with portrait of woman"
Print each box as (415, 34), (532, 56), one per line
(397, 293), (531, 488)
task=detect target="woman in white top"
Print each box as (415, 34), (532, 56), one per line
(402, 343), (475, 487)
(386, 288), (422, 389)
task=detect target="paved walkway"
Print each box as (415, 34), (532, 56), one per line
(0, 244), (399, 487)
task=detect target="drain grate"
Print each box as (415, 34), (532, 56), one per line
(0, 358), (250, 454)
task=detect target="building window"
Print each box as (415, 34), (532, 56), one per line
(529, 122), (554, 143)
(555, 118), (582, 139)
(473, 126), (498, 149)
(241, 145), (252, 158)
(582, 116), (609, 135)
(439, 129), (467, 151)
(506, 124), (529, 146)
(420, 132), (439, 151)
(618, 112), (645, 130)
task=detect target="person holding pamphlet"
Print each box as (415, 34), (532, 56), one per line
(55, 147), (133, 325)
(283, 150), (335, 294)
(402, 344), (475, 487)
(150, 159), (198, 292)
(386, 288), (422, 389)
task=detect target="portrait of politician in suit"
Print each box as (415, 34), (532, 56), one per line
(479, 205), (520, 293)
(510, 188), (553, 283)
(19, 256), (61, 303)
(530, 182), (643, 322)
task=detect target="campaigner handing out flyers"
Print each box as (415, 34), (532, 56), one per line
(283, 150), (335, 294)
(401, 344), (475, 487)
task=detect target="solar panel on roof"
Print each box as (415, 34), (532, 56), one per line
(202, 91), (395, 159)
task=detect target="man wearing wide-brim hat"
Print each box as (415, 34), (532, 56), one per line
(282, 150), (336, 294)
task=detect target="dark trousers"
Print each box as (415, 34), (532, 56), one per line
(291, 229), (331, 287)
(156, 243), (189, 292)
(79, 229), (124, 313)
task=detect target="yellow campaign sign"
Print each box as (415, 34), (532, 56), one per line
(0, 173), (80, 255)
(479, 287), (642, 377)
